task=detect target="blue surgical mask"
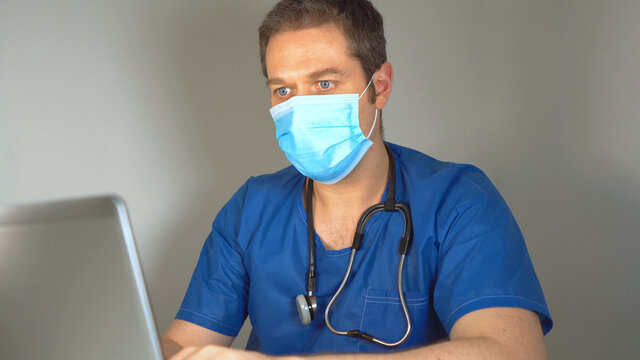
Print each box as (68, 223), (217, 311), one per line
(269, 77), (377, 184)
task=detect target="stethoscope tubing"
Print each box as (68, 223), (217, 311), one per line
(303, 143), (414, 346)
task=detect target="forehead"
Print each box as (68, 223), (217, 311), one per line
(265, 25), (363, 81)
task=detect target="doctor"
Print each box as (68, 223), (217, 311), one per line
(162, 0), (552, 359)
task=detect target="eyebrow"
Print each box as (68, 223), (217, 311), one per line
(309, 67), (349, 80)
(265, 67), (349, 87)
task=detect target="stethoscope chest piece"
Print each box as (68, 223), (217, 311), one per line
(295, 294), (317, 325)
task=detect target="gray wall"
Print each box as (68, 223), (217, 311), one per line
(1, 1), (638, 358)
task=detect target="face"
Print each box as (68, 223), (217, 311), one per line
(265, 25), (378, 137)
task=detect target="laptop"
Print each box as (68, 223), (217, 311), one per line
(0, 195), (163, 360)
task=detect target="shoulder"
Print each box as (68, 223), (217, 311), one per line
(241, 165), (303, 203)
(244, 165), (301, 191)
(212, 165), (302, 242)
(219, 165), (304, 217)
(390, 142), (514, 244)
(390, 142), (497, 202)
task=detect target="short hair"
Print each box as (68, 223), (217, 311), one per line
(258, 0), (387, 102)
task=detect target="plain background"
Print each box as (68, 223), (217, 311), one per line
(1, 0), (639, 358)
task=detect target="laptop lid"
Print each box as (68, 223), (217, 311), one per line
(0, 195), (163, 360)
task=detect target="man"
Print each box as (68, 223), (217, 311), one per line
(162, 1), (552, 359)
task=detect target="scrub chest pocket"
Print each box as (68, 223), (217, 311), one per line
(357, 288), (444, 352)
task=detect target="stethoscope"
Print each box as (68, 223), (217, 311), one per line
(295, 143), (414, 347)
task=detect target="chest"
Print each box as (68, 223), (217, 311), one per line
(244, 210), (443, 353)
(313, 213), (361, 250)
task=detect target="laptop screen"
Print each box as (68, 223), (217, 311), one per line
(0, 196), (162, 360)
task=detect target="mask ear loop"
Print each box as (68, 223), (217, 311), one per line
(358, 76), (375, 100)
(358, 75), (378, 140)
(366, 109), (378, 139)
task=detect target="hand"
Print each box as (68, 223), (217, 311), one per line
(170, 344), (275, 360)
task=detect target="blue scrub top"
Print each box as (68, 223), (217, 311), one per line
(176, 142), (552, 355)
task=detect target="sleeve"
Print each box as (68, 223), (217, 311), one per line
(433, 170), (553, 335)
(175, 182), (250, 337)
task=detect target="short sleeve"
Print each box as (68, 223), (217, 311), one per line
(433, 170), (553, 335)
(175, 183), (250, 337)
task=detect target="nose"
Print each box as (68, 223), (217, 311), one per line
(296, 83), (313, 96)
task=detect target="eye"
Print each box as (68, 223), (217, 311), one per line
(319, 80), (332, 89)
(276, 87), (290, 97)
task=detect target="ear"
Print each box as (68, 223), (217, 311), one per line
(374, 62), (394, 109)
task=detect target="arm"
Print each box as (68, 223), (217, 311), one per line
(300, 307), (547, 360)
(161, 319), (234, 359)
(168, 307), (547, 360)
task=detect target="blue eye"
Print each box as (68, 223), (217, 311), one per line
(319, 81), (331, 89)
(277, 88), (290, 96)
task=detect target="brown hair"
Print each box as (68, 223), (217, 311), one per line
(258, 0), (387, 101)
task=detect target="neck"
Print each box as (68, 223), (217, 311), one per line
(311, 140), (390, 212)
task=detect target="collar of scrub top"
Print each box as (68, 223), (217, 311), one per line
(305, 143), (414, 347)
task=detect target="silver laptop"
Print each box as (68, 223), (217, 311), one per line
(0, 195), (163, 360)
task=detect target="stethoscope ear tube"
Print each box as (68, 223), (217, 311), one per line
(395, 203), (413, 255)
(305, 180), (317, 294)
(351, 203), (384, 250)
